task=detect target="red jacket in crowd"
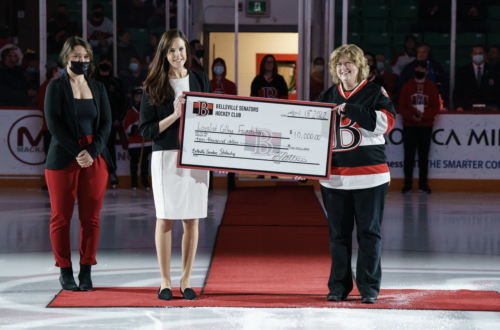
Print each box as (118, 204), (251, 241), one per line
(210, 58), (237, 96)
(398, 78), (440, 126)
(124, 106), (152, 149)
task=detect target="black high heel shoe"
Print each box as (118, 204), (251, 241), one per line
(78, 265), (93, 291)
(158, 287), (173, 301)
(59, 267), (78, 291)
(180, 287), (197, 300)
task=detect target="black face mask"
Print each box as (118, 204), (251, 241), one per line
(93, 12), (103, 19)
(70, 61), (90, 75)
(195, 50), (205, 58)
(56, 13), (67, 22)
(415, 71), (426, 79)
(99, 63), (111, 72)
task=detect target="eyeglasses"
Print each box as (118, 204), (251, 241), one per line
(334, 61), (353, 68)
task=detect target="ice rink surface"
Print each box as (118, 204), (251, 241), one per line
(0, 188), (499, 330)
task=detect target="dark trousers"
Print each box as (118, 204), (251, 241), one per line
(320, 182), (389, 298)
(106, 126), (117, 171)
(45, 136), (108, 268)
(128, 146), (152, 188)
(403, 126), (433, 188)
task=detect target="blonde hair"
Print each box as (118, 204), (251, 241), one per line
(328, 44), (369, 86)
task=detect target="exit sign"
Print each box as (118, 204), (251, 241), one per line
(246, 0), (270, 18)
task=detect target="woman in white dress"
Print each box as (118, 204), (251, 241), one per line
(139, 29), (212, 301)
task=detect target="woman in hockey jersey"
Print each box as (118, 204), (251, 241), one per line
(316, 44), (396, 304)
(250, 54), (288, 99)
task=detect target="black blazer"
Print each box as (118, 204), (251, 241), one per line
(453, 63), (500, 110)
(139, 70), (212, 151)
(44, 71), (114, 170)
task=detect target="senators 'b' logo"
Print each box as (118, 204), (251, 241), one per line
(193, 101), (213, 116)
(332, 112), (362, 152)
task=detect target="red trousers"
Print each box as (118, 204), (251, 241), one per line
(45, 135), (108, 268)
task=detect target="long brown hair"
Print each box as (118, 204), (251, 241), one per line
(59, 36), (95, 76)
(259, 54), (278, 78)
(143, 30), (191, 105)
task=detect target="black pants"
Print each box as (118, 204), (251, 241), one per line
(128, 146), (152, 188)
(321, 182), (389, 298)
(403, 126), (433, 188)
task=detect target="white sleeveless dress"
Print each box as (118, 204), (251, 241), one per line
(150, 75), (209, 219)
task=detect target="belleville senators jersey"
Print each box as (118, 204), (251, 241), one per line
(317, 80), (396, 190)
(124, 106), (152, 149)
(250, 74), (289, 99)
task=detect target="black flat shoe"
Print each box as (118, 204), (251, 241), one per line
(361, 297), (377, 304)
(180, 288), (197, 300)
(326, 292), (349, 301)
(59, 267), (78, 291)
(158, 287), (173, 301)
(78, 265), (93, 291)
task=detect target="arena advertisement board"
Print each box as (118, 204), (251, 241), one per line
(385, 114), (500, 180)
(1, 108), (499, 180)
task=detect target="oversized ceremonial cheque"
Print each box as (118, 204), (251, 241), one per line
(177, 92), (335, 179)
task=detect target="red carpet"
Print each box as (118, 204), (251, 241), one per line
(47, 187), (500, 311)
(203, 226), (336, 295)
(221, 186), (327, 226)
(48, 287), (500, 311)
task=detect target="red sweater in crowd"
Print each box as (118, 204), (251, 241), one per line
(124, 106), (152, 149)
(398, 78), (440, 126)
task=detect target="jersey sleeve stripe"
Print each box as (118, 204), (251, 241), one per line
(381, 109), (395, 134)
(330, 163), (390, 176)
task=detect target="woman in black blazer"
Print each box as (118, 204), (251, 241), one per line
(139, 30), (212, 301)
(44, 36), (113, 292)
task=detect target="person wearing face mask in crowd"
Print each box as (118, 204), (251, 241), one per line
(454, 45), (500, 111)
(210, 57), (238, 191)
(396, 43), (448, 108)
(119, 56), (147, 108)
(399, 61), (441, 195)
(310, 57), (325, 101)
(38, 60), (64, 191)
(44, 36), (113, 292)
(20, 51), (40, 105)
(364, 52), (388, 91)
(190, 39), (204, 71)
(47, 4), (79, 54)
(375, 54), (394, 99)
(111, 29), (139, 75)
(94, 54), (127, 188)
(124, 87), (152, 191)
(87, 3), (113, 56)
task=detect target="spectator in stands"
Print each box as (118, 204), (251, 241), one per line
(457, 0), (490, 33)
(124, 87), (152, 190)
(88, 3), (113, 55)
(310, 57), (325, 101)
(119, 56), (147, 107)
(396, 42), (448, 108)
(143, 32), (160, 66)
(399, 61), (441, 194)
(0, 43), (23, 67)
(38, 60), (63, 190)
(190, 40), (204, 71)
(147, 0), (168, 29)
(21, 51), (40, 93)
(47, 4), (79, 54)
(114, 29), (138, 74)
(391, 35), (417, 78)
(211, 57), (238, 191)
(0, 47), (36, 106)
(376, 54), (394, 97)
(453, 45), (500, 111)
(94, 54), (127, 188)
(364, 52), (387, 90)
(488, 45), (500, 72)
(411, 0), (451, 33)
(251, 55), (289, 99)
(0, 24), (12, 49)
